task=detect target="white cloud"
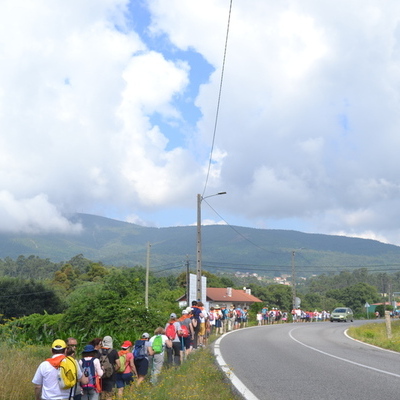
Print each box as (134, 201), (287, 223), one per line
(0, 191), (82, 234)
(2, 0), (400, 247)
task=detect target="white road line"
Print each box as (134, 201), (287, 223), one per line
(214, 329), (260, 400)
(344, 328), (400, 354)
(289, 327), (400, 378)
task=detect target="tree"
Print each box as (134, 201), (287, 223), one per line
(326, 282), (380, 313)
(0, 277), (63, 321)
(249, 284), (292, 311)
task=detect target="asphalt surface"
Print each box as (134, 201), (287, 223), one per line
(214, 320), (400, 400)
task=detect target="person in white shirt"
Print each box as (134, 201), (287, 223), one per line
(32, 339), (87, 400)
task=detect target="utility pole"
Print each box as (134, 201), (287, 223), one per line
(196, 192), (226, 302)
(291, 251), (296, 309)
(145, 242), (151, 309)
(196, 194), (202, 301)
(186, 256), (190, 307)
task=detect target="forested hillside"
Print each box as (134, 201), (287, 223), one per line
(1, 213), (400, 277)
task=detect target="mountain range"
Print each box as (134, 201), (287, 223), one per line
(1, 213), (400, 277)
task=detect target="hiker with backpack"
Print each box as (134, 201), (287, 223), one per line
(133, 332), (152, 386)
(220, 305), (228, 333)
(99, 336), (120, 400)
(196, 302), (206, 347)
(242, 307), (249, 328)
(32, 339), (88, 400)
(79, 344), (103, 400)
(178, 309), (194, 359)
(148, 327), (171, 384)
(234, 307), (243, 329)
(227, 305), (236, 331)
(116, 340), (136, 398)
(214, 305), (223, 335)
(165, 312), (182, 367)
(190, 300), (204, 349)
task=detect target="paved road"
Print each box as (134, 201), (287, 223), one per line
(215, 321), (400, 400)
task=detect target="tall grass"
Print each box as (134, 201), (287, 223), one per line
(0, 344), (48, 400)
(1, 344), (239, 400)
(347, 319), (400, 351)
(121, 348), (240, 400)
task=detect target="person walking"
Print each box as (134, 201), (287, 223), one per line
(165, 313), (182, 366)
(178, 309), (194, 359)
(32, 339), (87, 400)
(116, 341), (136, 398)
(79, 344), (103, 400)
(148, 327), (171, 384)
(190, 301), (203, 349)
(133, 333), (152, 386)
(99, 336), (120, 400)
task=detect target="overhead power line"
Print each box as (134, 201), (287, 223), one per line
(202, 0), (233, 196)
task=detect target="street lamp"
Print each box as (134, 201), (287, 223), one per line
(196, 191), (226, 302)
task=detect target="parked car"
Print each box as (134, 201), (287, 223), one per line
(330, 307), (354, 322)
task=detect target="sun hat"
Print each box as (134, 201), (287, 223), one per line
(102, 336), (113, 348)
(82, 344), (95, 353)
(121, 340), (132, 349)
(52, 339), (67, 350)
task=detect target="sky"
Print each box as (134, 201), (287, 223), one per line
(2, 1), (400, 246)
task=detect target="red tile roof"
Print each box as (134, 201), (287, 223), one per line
(206, 287), (262, 303)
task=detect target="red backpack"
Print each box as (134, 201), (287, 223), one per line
(165, 323), (176, 340)
(178, 325), (190, 338)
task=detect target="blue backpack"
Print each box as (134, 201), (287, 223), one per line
(133, 340), (147, 360)
(81, 358), (96, 389)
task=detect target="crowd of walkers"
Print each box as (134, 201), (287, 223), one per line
(32, 300), (332, 400)
(32, 300), (245, 400)
(256, 307), (331, 324)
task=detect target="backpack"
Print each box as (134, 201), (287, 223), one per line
(99, 349), (114, 379)
(178, 324), (190, 338)
(152, 335), (163, 354)
(117, 352), (127, 373)
(208, 312), (214, 321)
(165, 323), (176, 340)
(220, 309), (226, 320)
(81, 358), (96, 389)
(46, 355), (77, 390)
(133, 340), (147, 360)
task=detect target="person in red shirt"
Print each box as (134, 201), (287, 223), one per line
(116, 341), (137, 398)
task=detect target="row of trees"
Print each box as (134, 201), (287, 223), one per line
(0, 256), (392, 344)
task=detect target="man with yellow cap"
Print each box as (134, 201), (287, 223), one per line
(32, 339), (87, 400)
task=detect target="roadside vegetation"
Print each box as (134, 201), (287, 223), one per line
(2, 254), (400, 399)
(348, 319), (400, 352)
(2, 343), (239, 400)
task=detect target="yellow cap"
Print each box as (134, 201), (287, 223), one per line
(52, 339), (67, 350)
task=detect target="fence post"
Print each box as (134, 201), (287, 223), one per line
(385, 310), (392, 339)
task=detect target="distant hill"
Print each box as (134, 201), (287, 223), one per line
(1, 213), (400, 277)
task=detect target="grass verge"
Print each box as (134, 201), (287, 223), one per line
(347, 319), (400, 351)
(121, 347), (241, 400)
(3, 344), (239, 400)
